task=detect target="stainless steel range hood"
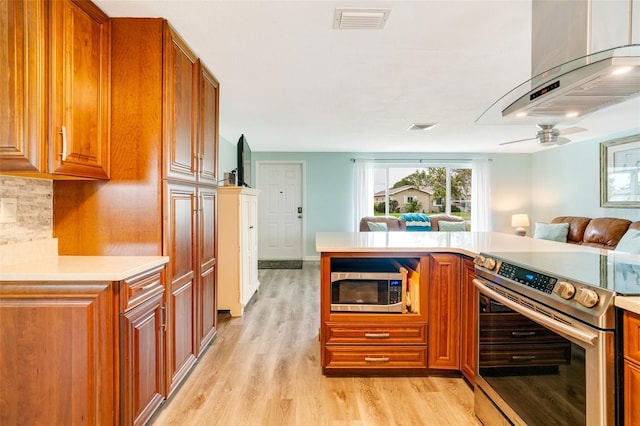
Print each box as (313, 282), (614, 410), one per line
(477, 0), (640, 125)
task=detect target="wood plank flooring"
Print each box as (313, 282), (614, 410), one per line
(150, 262), (479, 426)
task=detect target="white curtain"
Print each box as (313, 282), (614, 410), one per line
(353, 159), (374, 231)
(471, 159), (492, 231)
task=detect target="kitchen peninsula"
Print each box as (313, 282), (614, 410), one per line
(316, 231), (640, 380)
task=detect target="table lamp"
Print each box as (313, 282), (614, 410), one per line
(511, 214), (529, 236)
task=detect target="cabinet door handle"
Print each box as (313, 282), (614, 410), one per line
(60, 126), (68, 161)
(364, 356), (390, 363)
(364, 332), (390, 339)
(511, 331), (536, 337)
(511, 355), (536, 361)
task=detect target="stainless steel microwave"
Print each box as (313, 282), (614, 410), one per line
(330, 272), (404, 313)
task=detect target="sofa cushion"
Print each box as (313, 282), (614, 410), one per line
(534, 222), (570, 242)
(551, 216), (591, 244)
(359, 216), (406, 232)
(615, 229), (640, 254)
(429, 214), (465, 231)
(439, 221), (467, 231)
(582, 217), (631, 249)
(367, 221), (388, 232)
(400, 213), (432, 231)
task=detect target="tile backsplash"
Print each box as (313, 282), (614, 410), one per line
(0, 176), (53, 245)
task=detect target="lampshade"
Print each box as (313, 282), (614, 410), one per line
(511, 214), (530, 227)
(511, 214), (530, 236)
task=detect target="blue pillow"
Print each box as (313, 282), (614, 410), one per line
(438, 221), (466, 231)
(367, 221), (388, 232)
(616, 229), (640, 254)
(533, 222), (569, 242)
(401, 213), (431, 231)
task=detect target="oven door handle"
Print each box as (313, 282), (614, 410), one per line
(473, 278), (598, 347)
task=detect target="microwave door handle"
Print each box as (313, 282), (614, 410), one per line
(473, 278), (598, 347)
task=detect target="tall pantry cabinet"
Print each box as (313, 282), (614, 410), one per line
(53, 18), (220, 398)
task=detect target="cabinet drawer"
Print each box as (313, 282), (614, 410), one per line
(479, 343), (571, 367)
(323, 346), (427, 369)
(325, 323), (426, 345)
(120, 266), (165, 312)
(624, 311), (640, 365)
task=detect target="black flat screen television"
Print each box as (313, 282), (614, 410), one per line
(236, 134), (251, 187)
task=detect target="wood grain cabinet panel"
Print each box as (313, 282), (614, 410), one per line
(197, 187), (218, 353)
(624, 311), (640, 426)
(197, 65), (220, 185)
(428, 253), (461, 370)
(0, 281), (115, 425)
(1, 0), (110, 179)
(121, 291), (165, 426)
(460, 256), (477, 385)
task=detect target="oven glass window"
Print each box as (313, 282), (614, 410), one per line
(479, 298), (586, 425)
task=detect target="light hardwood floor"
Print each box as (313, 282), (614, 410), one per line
(150, 262), (479, 426)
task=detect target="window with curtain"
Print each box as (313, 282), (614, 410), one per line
(354, 159), (491, 232)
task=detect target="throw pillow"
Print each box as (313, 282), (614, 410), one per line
(533, 222), (570, 242)
(438, 221), (466, 231)
(615, 229), (640, 254)
(367, 221), (388, 232)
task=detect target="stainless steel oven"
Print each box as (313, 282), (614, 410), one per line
(471, 251), (640, 426)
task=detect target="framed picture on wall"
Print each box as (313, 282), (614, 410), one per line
(600, 134), (640, 207)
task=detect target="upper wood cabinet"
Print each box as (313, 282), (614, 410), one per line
(197, 65), (220, 185)
(0, 0), (110, 179)
(164, 29), (198, 182)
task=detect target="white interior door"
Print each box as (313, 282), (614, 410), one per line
(257, 162), (303, 260)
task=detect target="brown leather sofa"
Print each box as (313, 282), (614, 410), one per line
(551, 216), (640, 250)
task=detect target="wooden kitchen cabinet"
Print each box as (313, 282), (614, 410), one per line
(164, 182), (198, 389)
(53, 17), (219, 398)
(218, 186), (260, 316)
(0, 264), (166, 426)
(0, 0), (110, 179)
(623, 310), (640, 425)
(460, 256), (477, 384)
(319, 253), (429, 374)
(428, 253), (461, 370)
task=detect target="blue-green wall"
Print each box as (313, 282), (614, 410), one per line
(217, 130), (639, 259)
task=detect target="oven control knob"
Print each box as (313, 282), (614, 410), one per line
(483, 258), (497, 271)
(575, 287), (599, 308)
(554, 281), (576, 299)
(474, 255), (485, 266)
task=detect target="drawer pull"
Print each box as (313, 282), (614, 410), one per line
(364, 332), (390, 339)
(364, 356), (390, 363)
(511, 331), (536, 337)
(141, 283), (158, 291)
(511, 355), (536, 361)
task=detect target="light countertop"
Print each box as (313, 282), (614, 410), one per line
(316, 231), (640, 315)
(315, 231), (603, 256)
(0, 239), (168, 282)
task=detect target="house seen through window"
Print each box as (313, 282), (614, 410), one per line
(372, 165), (472, 224)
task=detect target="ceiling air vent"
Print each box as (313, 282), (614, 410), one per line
(408, 123), (438, 131)
(333, 8), (391, 30)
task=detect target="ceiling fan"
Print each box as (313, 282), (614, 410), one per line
(499, 124), (587, 147)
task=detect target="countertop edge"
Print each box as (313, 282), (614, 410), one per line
(615, 297), (640, 315)
(0, 256), (170, 282)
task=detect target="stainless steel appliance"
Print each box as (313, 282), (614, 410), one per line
(330, 271), (404, 312)
(473, 251), (640, 426)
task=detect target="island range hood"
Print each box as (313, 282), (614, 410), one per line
(477, 0), (640, 125)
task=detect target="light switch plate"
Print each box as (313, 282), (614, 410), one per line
(0, 198), (18, 224)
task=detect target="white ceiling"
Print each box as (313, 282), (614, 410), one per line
(94, 0), (640, 153)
